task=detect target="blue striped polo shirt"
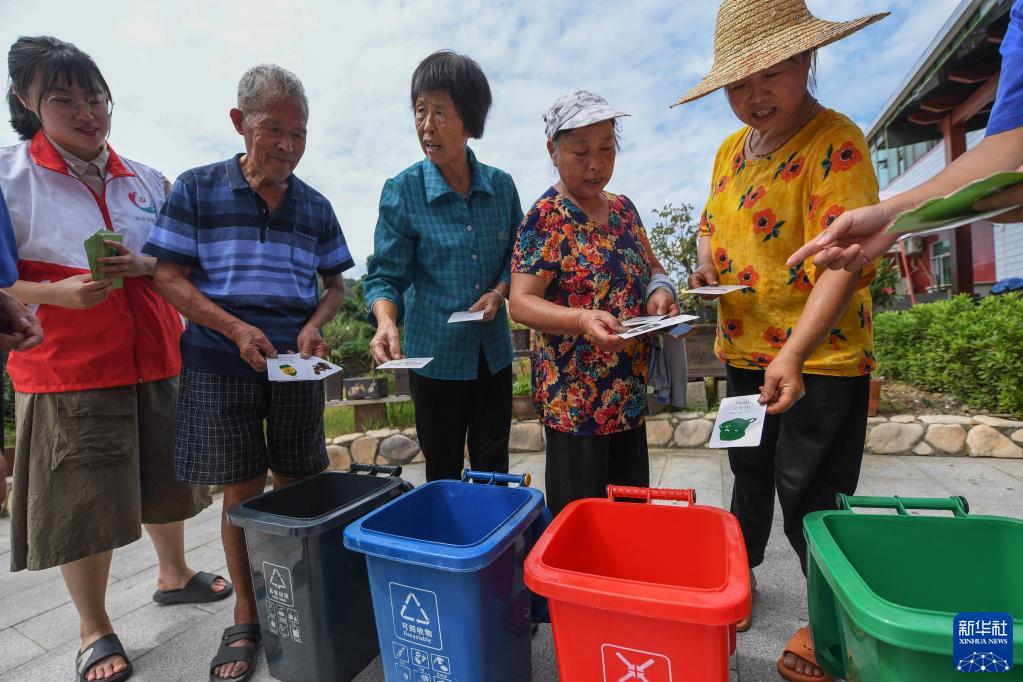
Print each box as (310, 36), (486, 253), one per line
(143, 154), (355, 377)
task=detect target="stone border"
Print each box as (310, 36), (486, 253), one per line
(662, 412), (1023, 458)
(6, 413), (1017, 517)
(321, 413), (1022, 470)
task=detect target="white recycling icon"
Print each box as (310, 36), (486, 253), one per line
(269, 569), (287, 590)
(400, 592), (431, 625)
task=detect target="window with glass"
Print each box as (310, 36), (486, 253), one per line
(930, 239), (952, 290)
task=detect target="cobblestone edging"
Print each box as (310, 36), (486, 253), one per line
(319, 413), (1023, 473)
(4, 414), (1019, 517)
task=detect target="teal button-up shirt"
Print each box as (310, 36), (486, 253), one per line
(364, 148), (523, 380)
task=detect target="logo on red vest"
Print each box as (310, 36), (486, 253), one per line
(128, 191), (156, 214)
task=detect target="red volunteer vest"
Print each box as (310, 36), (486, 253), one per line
(0, 133), (182, 393)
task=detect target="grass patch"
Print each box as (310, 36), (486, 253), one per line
(323, 401), (417, 438)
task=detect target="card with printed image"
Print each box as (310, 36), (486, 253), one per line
(267, 354), (307, 381)
(377, 357), (434, 370)
(617, 314), (700, 339)
(306, 356), (343, 379)
(709, 395), (767, 448)
(621, 314), (667, 327)
(267, 354), (342, 382)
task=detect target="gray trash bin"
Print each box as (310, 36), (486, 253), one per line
(228, 464), (412, 681)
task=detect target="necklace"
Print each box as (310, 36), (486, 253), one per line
(745, 98), (821, 160)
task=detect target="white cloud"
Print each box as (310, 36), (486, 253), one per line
(0, 0), (962, 276)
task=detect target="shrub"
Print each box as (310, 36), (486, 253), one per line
(874, 293), (1023, 415)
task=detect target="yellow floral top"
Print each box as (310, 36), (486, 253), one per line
(699, 108), (879, 377)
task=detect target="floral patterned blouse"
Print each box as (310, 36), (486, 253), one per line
(700, 109), (879, 377)
(512, 188), (652, 435)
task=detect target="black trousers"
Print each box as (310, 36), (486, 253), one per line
(409, 349), (511, 482)
(544, 424), (649, 516)
(726, 365), (868, 575)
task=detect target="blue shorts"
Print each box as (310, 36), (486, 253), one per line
(174, 366), (328, 485)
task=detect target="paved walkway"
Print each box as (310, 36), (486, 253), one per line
(2, 450), (1022, 681)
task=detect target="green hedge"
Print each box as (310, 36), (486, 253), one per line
(874, 293), (1023, 415)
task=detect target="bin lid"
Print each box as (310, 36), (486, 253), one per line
(524, 498), (751, 625)
(804, 510), (1023, 656)
(228, 471), (405, 537)
(343, 480), (545, 572)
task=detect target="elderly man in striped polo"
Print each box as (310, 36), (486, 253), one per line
(143, 64), (355, 682)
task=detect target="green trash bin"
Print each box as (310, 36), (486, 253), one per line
(804, 495), (1023, 681)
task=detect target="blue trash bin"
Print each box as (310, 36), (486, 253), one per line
(343, 471), (545, 682)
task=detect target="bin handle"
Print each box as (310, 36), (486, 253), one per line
(607, 485), (696, 505)
(461, 469), (531, 487)
(348, 463), (404, 478)
(835, 494), (969, 517)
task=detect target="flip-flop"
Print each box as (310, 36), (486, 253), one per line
(76, 633), (132, 682)
(736, 572), (756, 632)
(153, 571), (233, 605)
(777, 626), (834, 682)
(210, 623), (261, 682)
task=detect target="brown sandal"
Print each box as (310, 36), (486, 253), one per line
(776, 626), (834, 682)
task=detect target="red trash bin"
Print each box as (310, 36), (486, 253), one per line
(525, 486), (750, 682)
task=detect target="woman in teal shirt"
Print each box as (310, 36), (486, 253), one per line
(364, 50), (522, 481)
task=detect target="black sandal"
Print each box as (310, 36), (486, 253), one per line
(76, 633), (132, 682)
(153, 571), (234, 605)
(209, 623), (261, 682)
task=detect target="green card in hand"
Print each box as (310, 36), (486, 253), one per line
(887, 171), (1023, 236)
(84, 229), (124, 289)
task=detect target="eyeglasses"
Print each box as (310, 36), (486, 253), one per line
(42, 94), (113, 117)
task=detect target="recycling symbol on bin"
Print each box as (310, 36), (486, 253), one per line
(400, 592), (431, 625)
(601, 644), (672, 682)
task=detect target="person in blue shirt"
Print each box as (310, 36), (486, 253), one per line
(790, 0), (1023, 270)
(364, 50), (523, 482)
(0, 187), (42, 352)
(144, 64), (354, 682)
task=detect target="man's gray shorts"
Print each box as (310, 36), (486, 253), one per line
(174, 366), (328, 485)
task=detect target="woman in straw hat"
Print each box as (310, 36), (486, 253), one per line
(509, 89), (680, 516)
(673, 2), (887, 680)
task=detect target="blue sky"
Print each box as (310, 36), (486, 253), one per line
(0, 0), (961, 275)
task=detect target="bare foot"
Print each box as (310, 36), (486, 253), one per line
(782, 651), (824, 678)
(213, 638), (256, 680)
(79, 634), (128, 681)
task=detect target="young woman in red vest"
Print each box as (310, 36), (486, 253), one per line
(1, 37), (231, 682)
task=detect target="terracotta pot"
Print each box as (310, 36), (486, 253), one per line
(512, 395), (537, 420)
(868, 378), (885, 417)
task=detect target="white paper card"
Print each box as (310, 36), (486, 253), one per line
(267, 354), (343, 382)
(618, 314), (700, 339)
(376, 357), (434, 370)
(267, 354), (306, 382)
(709, 395), (767, 448)
(622, 315), (667, 327)
(447, 310), (486, 323)
(684, 284), (749, 296)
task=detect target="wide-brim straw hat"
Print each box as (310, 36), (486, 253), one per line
(672, 0), (889, 107)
